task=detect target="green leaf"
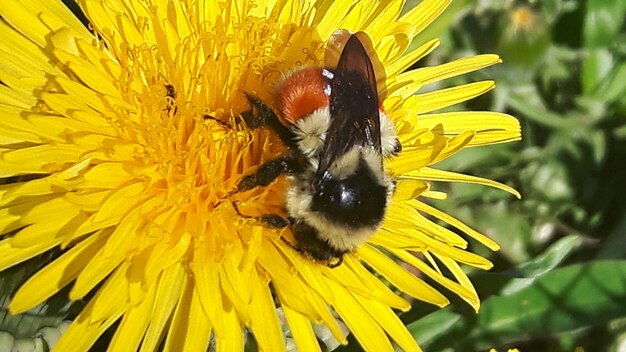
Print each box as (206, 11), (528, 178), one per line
(501, 234), (586, 294)
(582, 49), (614, 94)
(467, 261), (626, 348)
(598, 210), (626, 259)
(583, 0), (626, 48)
(406, 309), (462, 347)
(590, 63), (626, 104)
(507, 89), (570, 129)
(476, 202), (532, 263)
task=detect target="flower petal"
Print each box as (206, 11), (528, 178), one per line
(390, 55), (501, 99)
(164, 275), (212, 351)
(354, 296), (423, 352)
(403, 166), (521, 199)
(399, 0), (451, 36)
(248, 267), (285, 351)
(403, 81), (496, 114)
(415, 111), (522, 145)
(283, 305), (321, 352)
(359, 244), (449, 307)
(327, 278), (394, 352)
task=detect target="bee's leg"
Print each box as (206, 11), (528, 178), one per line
(288, 221), (346, 268)
(232, 202), (291, 228)
(202, 114), (230, 129)
(280, 234), (345, 269)
(260, 214), (291, 228)
(242, 93), (299, 150)
(327, 257), (343, 268)
(236, 156), (301, 192)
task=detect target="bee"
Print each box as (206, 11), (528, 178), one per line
(238, 30), (401, 266)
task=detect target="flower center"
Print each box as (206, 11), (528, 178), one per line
(103, 13), (323, 222)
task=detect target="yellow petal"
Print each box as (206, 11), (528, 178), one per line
(403, 81), (496, 114)
(70, 212), (141, 300)
(385, 202), (468, 248)
(390, 55), (501, 99)
(283, 305), (321, 352)
(403, 166), (521, 199)
(0, 1), (54, 47)
(140, 264), (187, 352)
(343, 257), (411, 311)
(53, 48), (120, 97)
(21, 0), (92, 40)
(435, 254), (480, 311)
(415, 111), (522, 145)
(50, 77), (107, 115)
(163, 277), (213, 351)
(193, 244), (226, 337)
(354, 296), (423, 352)
(327, 278), (394, 352)
(0, 21), (62, 77)
(410, 198), (501, 251)
(313, 0), (354, 39)
(0, 145), (84, 176)
(248, 267), (285, 352)
(386, 39), (439, 78)
(215, 296), (244, 352)
(391, 248), (480, 310)
(181, 285), (213, 352)
(358, 245), (449, 307)
(54, 302), (123, 352)
(257, 242), (322, 319)
(399, 0), (451, 36)
(0, 84), (37, 108)
(364, 0), (404, 42)
(92, 182), (145, 224)
(388, 140), (446, 174)
(108, 281), (156, 352)
(11, 211), (85, 248)
(0, 236), (60, 272)
(342, 0), (378, 30)
(79, 163), (135, 189)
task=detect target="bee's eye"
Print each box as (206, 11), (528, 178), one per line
(393, 140), (402, 154)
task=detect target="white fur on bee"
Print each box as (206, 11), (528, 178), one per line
(293, 106), (330, 159)
(380, 111), (400, 157)
(327, 146), (385, 181)
(294, 108), (398, 161)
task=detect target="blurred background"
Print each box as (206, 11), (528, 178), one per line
(1, 0), (625, 351)
(357, 0), (625, 351)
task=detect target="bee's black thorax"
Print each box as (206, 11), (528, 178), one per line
(311, 157), (387, 229)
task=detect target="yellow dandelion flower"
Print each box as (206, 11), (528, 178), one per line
(0, 0), (521, 351)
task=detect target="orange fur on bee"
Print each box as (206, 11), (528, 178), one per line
(275, 67), (329, 124)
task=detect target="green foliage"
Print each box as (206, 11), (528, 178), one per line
(399, 0), (626, 351)
(409, 260), (626, 351)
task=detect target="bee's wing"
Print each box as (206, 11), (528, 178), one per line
(316, 33), (382, 179)
(325, 30), (386, 102)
